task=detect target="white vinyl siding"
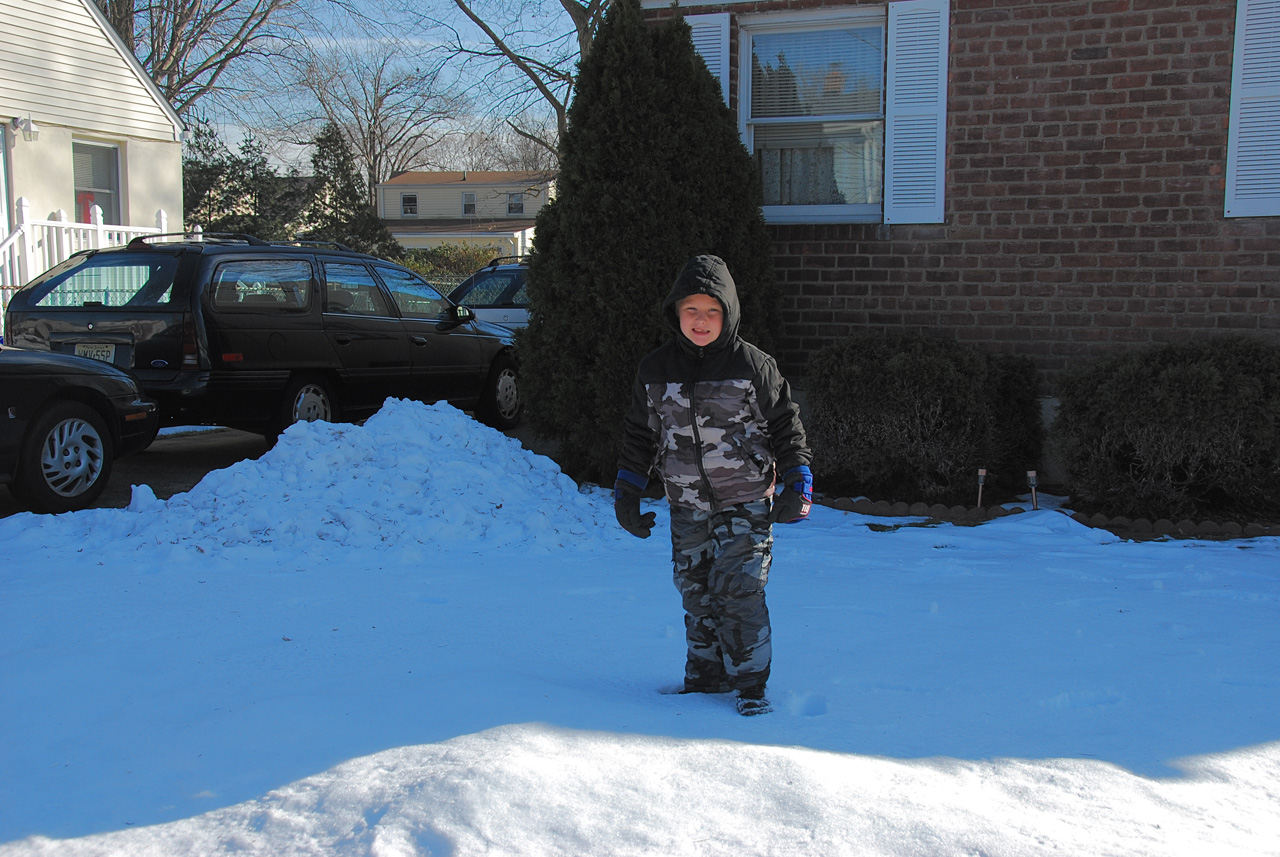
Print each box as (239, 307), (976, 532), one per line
(686, 13), (731, 104)
(1226, 0), (1280, 217)
(0, 0), (182, 142)
(884, 0), (950, 224)
(379, 184), (550, 219)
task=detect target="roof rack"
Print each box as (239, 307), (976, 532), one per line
(485, 255), (527, 267)
(125, 232), (271, 249)
(274, 239), (358, 252)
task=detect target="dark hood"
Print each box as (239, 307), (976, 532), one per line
(661, 255), (741, 354)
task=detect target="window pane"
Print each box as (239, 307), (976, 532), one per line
(458, 272), (518, 306)
(376, 266), (447, 319)
(324, 262), (392, 316)
(212, 260), (312, 311)
(754, 121), (884, 205)
(751, 27), (883, 119)
(29, 254), (177, 307)
(72, 143), (121, 224)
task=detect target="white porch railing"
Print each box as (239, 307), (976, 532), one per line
(0, 197), (172, 341)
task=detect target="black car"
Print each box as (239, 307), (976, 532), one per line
(0, 346), (158, 513)
(448, 257), (530, 329)
(4, 235), (522, 437)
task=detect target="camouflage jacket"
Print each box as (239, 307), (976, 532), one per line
(618, 255), (810, 512)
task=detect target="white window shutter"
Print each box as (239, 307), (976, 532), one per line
(884, 0), (950, 224)
(1226, 0), (1280, 217)
(686, 13), (731, 105)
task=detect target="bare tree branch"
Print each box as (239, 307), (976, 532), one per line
(245, 32), (469, 206)
(395, 0), (613, 161)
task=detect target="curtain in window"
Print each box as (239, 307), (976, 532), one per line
(755, 122), (884, 206)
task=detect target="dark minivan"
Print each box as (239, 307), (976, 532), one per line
(3, 235), (521, 437)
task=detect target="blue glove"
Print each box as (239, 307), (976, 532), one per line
(614, 470), (656, 538)
(767, 465), (813, 524)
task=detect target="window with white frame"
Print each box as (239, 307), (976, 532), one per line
(688, 0), (949, 225)
(1226, 0), (1280, 217)
(463, 192), (477, 215)
(747, 20), (886, 217)
(401, 193), (418, 216)
(507, 192), (525, 215)
(73, 142), (121, 224)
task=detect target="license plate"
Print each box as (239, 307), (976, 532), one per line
(74, 343), (116, 364)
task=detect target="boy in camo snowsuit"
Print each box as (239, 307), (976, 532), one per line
(614, 255), (813, 716)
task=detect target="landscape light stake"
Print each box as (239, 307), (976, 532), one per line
(977, 468), (987, 508)
(1027, 471), (1039, 510)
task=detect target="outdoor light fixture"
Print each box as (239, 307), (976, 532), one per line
(10, 115), (39, 142)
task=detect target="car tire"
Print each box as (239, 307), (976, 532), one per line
(13, 401), (115, 513)
(274, 374), (339, 437)
(476, 353), (521, 430)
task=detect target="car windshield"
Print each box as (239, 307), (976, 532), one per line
(24, 253), (180, 308)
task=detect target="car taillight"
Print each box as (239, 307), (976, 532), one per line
(182, 316), (200, 368)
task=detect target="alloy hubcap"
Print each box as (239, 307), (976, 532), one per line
(40, 418), (105, 497)
(493, 369), (519, 419)
(293, 385), (332, 423)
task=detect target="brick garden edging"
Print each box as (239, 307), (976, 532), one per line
(817, 496), (1280, 541)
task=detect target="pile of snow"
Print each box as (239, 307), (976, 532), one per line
(1, 399), (1277, 856)
(2, 399), (608, 556)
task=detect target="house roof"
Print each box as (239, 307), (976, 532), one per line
(384, 171), (555, 188)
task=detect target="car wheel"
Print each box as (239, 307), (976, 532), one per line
(275, 375), (339, 436)
(477, 353), (521, 430)
(13, 401), (115, 513)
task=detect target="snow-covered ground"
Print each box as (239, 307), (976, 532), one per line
(1, 399), (1277, 856)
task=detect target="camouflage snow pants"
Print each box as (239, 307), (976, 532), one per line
(669, 499), (773, 693)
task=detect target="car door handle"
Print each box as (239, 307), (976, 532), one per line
(411, 336), (428, 346)
(335, 334), (353, 345)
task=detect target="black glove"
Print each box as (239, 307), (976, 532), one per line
(767, 465), (813, 524)
(614, 470), (657, 538)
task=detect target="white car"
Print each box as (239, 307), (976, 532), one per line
(448, 258), (530, 329)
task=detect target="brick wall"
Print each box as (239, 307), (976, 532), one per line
(647, 0), (1280, 391)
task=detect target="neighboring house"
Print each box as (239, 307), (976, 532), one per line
(0, 0), (184, 315)
(376, 170), (556, 257)
(643, 0), (1280, 391)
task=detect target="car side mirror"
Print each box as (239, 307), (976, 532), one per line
(438, 304), (475, 331)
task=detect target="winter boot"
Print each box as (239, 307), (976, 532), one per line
(735, 684), (772, 716)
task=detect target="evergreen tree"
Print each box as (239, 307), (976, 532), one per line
(520, 0), (779, 482)
(182, 129), (306, 240)
(303, 124), (401, 257)
(182, 123), (237, 232)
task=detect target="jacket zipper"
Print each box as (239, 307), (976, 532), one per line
(687, 350), (719, 509)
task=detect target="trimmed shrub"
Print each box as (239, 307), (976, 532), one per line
(805, 333), (1043, 505)
(1054, 336), (1280, 521)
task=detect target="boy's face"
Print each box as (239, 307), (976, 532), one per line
(677, 293), (724, 348)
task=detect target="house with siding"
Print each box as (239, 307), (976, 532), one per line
(376, 170), (556, 257)
(642, 0), (1280, 392)
(0, 0), (185, 298)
